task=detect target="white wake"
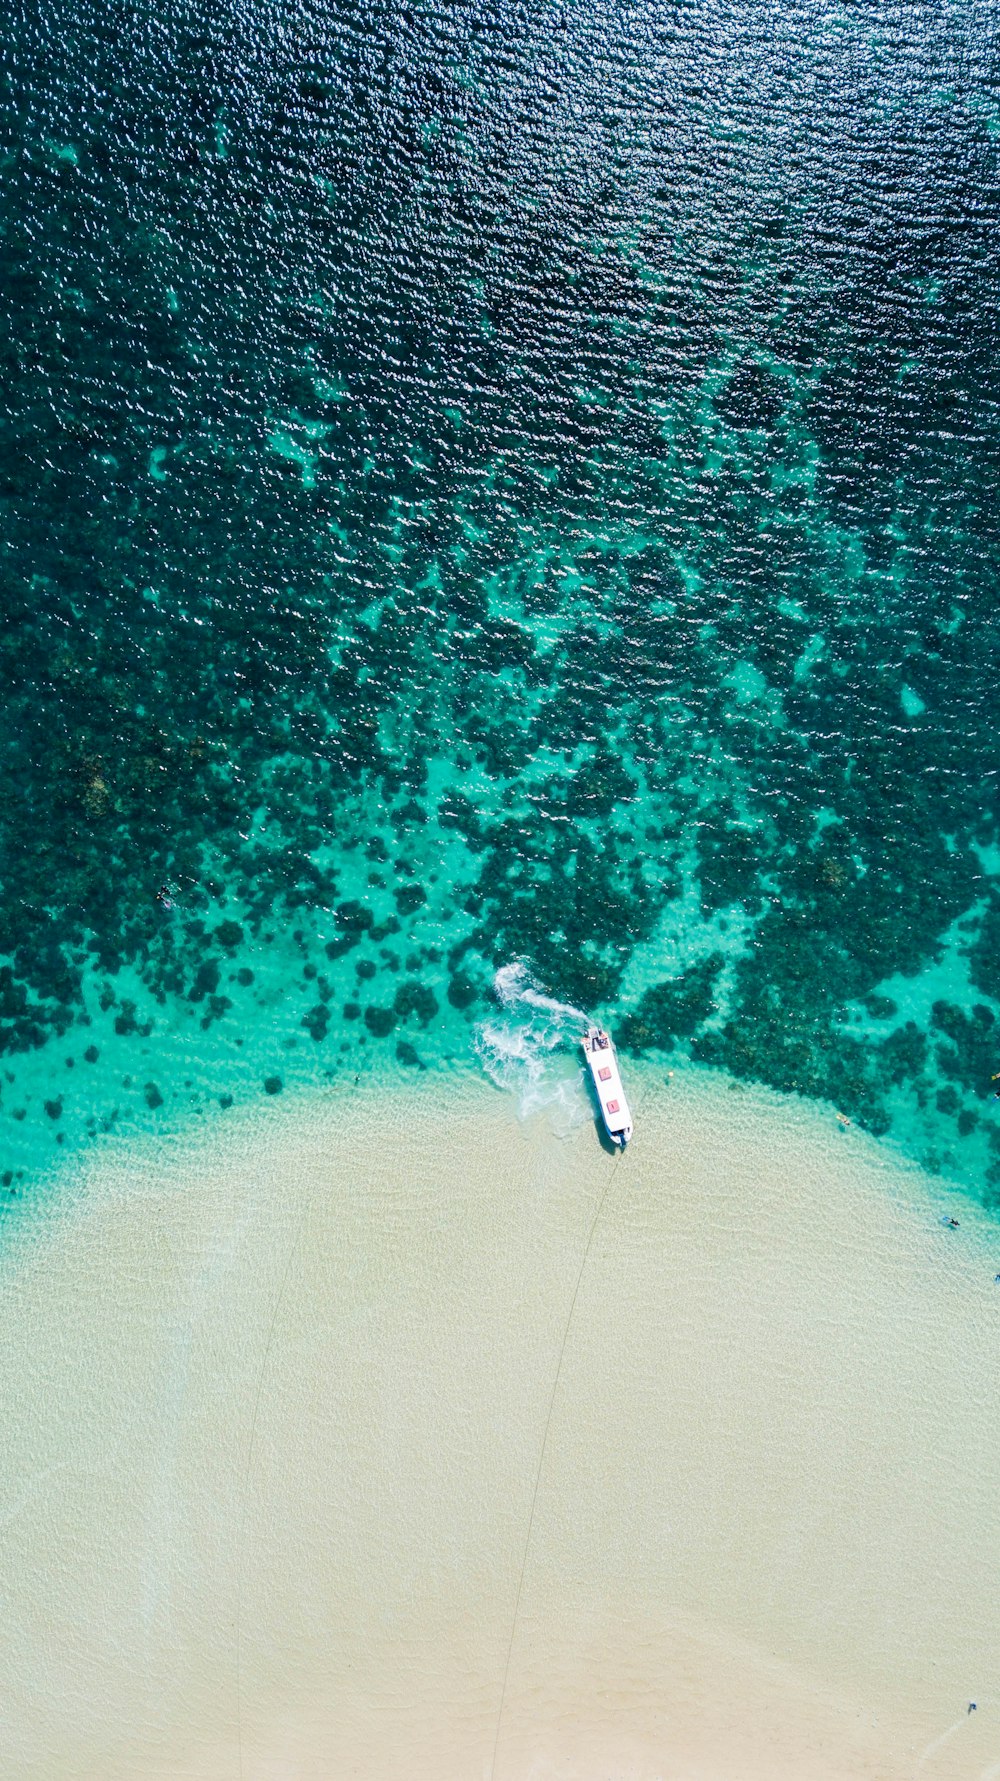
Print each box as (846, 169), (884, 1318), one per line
(474, 962), (591, 1136)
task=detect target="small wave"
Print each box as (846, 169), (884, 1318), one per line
(475, 962), (590, 1135)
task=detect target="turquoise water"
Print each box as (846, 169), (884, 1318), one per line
(2, 1), (1000, 1201)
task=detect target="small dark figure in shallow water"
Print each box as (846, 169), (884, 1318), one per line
(940, 1215), (960, 1229)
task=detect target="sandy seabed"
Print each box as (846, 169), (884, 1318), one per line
(1, 1068), (999, 1781)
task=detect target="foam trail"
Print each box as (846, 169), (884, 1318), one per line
(475, 962), (590, 1135)
(492, 961), (588, 1026)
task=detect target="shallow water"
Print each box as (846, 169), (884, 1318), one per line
(2, 1), (1000, 1200)
(2, 1075), (1000, 1779)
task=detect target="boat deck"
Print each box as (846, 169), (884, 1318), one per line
(582, 1026), (633, 1145)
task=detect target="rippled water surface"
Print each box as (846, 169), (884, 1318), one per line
(2, 1), (1000, 1196)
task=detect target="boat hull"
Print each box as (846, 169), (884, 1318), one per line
(582, 1026), (633, 1146)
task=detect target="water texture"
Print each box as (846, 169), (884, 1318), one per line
(2, 0), (1000, 1195)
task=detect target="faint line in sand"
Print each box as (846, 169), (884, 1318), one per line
(488, 1152), (621, 1781)
(235, 1159), (316, 1781)
(913, 1715), (971, 1778)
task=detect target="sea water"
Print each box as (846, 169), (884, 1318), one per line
(2, 1), (1000, 1206)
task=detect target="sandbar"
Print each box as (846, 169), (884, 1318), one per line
(0, 1068), (998, 1779)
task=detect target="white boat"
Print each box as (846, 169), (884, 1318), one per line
(582, 1025), (633, 1148)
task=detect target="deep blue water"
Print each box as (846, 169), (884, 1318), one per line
(2, 0), (1000, 1198)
